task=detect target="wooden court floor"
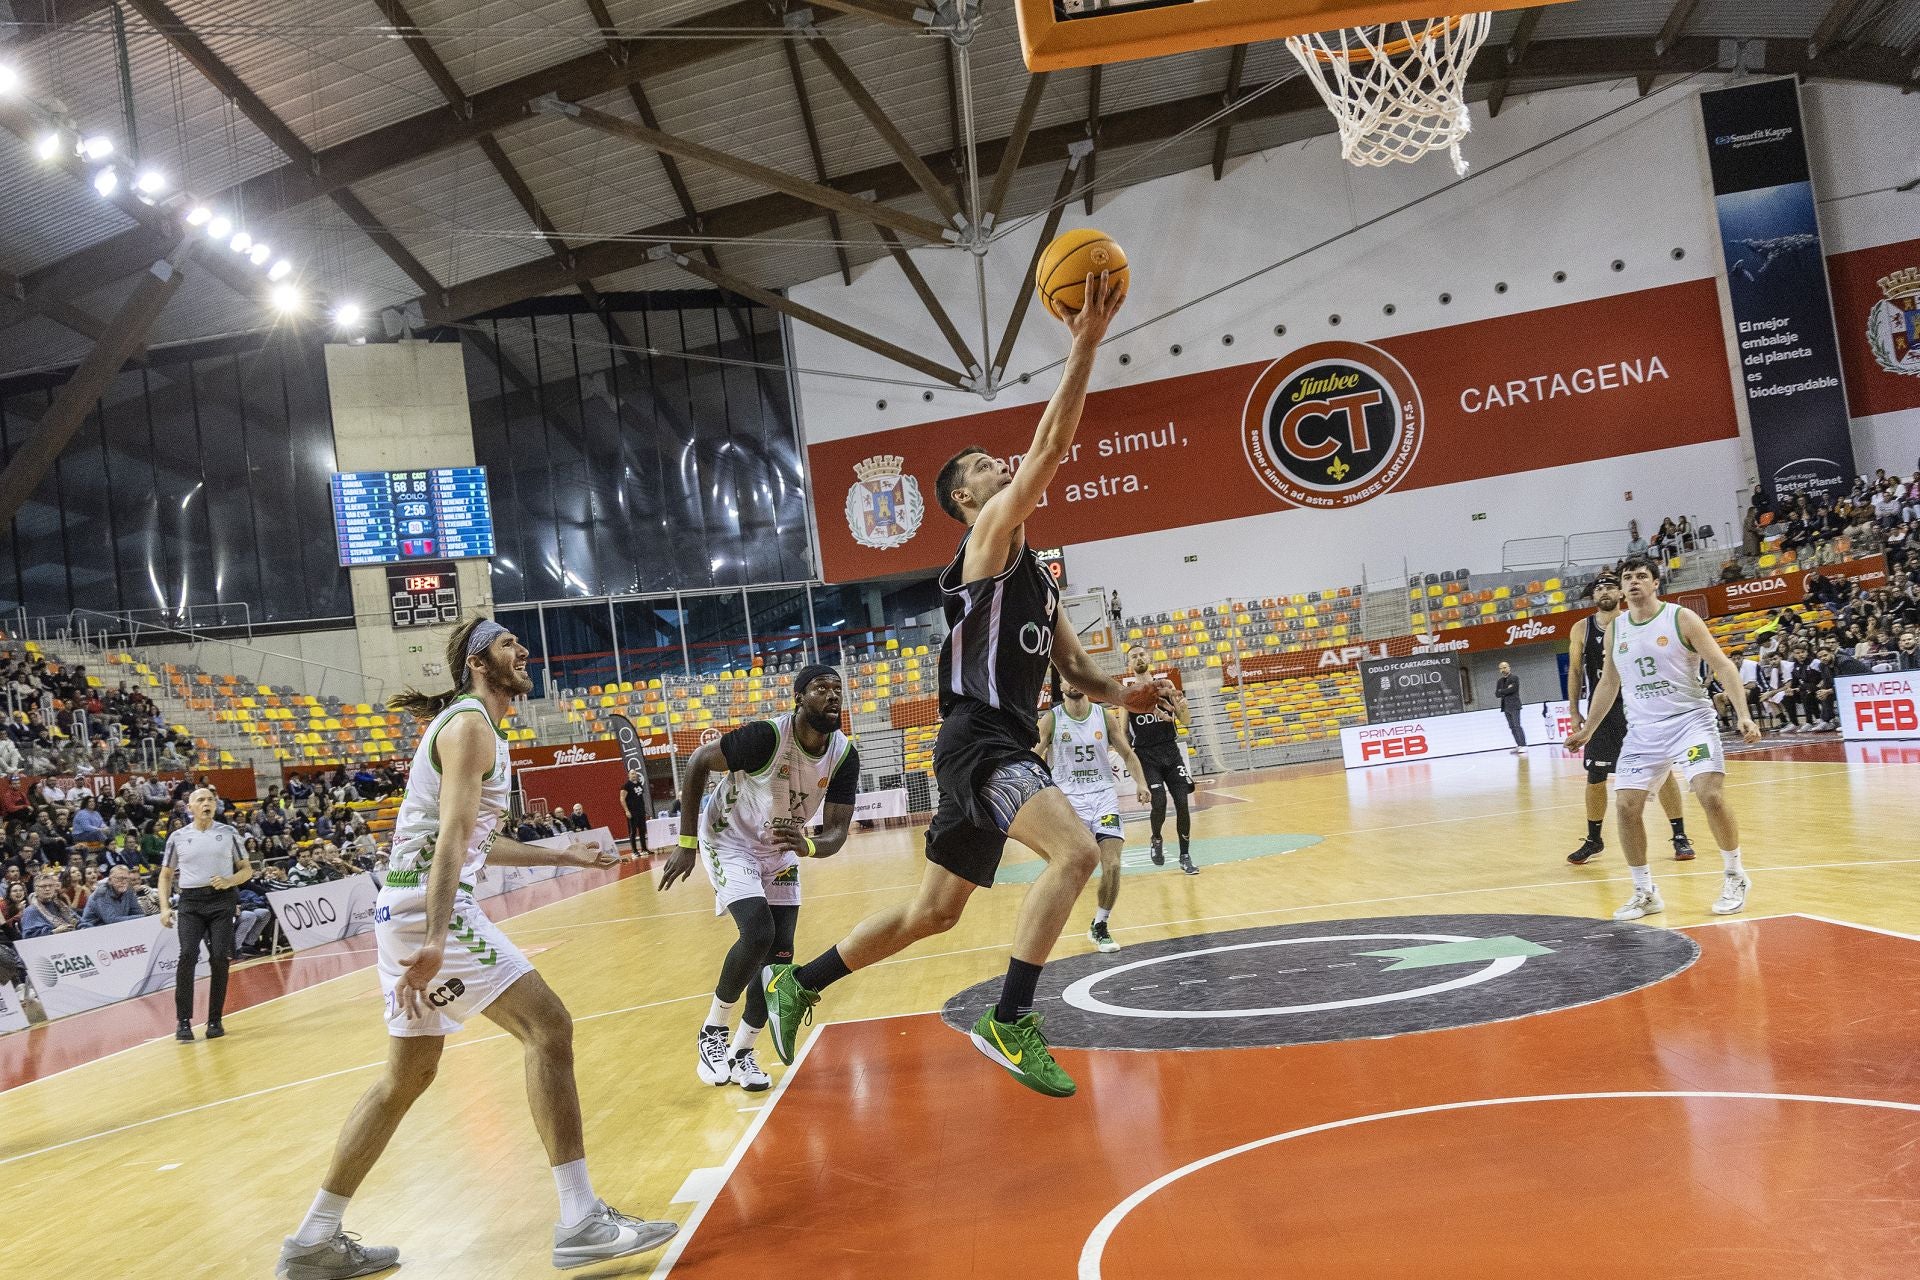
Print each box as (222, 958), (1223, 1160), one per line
(3, 743), (1916, 1278)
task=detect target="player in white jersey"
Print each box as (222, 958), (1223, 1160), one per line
(659, 665), (859, 1093)
(1037, 683), (1149, 953)
(1567, 559), (1761, 924)
(278, 618), (677, 1280)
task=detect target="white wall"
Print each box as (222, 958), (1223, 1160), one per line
(790, 78), (1920, 610)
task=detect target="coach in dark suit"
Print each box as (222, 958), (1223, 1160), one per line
(1496, 662), (1525, 752)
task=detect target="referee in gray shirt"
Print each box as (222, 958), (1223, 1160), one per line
(160, 788), (253, 1042)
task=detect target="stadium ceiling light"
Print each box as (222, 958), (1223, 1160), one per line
(267, 258), (293, 281)
(231, 232), (252, 253)
(248, 243), (272, 266)
(134, 170), (166, 196)
(34, 132), (61, 162)
(92, 167), (118, 198)
(0, 66), (20, 95)
(206, 214), (232, 240)
(333, 302), (363, 328)
(80, 135), (113, 160)
(185, 205), (212, 226)
(269, 283), (301, 312)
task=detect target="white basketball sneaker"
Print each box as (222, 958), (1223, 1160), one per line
(1613, 885), (1666, 921)
(1711, 871), (1751, 915)
(695, 1025), (730, 1086)
(729, 1047), (771, 1092)
(552, 1201), (677, 1270)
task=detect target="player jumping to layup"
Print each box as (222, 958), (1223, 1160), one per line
(1566, 559), (1760, 922)
(277, 618), (675, 1279)
(761, 272), (1169, 1097)
(1564, 569), (1696, 865)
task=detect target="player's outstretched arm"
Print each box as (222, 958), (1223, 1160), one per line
(1051, 613), (1168, 718)
(1567, 623), (1622, 749)
(1035, 707), (1056, 760)
(971, 272), (1125, 550)
(1680, 608), (1761, 742)
(660, 740), (725, 890)
(1565, 618), (1589, 734)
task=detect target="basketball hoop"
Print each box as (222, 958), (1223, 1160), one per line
(1286, 12), (1493, 178)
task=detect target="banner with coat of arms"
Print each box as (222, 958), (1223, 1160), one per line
(1828, 235), (1920, 418)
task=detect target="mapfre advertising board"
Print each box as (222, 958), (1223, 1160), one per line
(1341, 701), (1569, 769)
(812, 279), (1740, 581)
(15, 914), (209, 1019)
(1837, 673), (1920, 741)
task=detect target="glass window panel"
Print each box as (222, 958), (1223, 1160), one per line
(809, 582), (882, 663)
(613, 597), (683, 684)
(466, 329), (529, 606)
(57, 398), (119, 616)
(190, 352), (264, 622)
(497, 320), (563, 601)
(281, 342), (351, 621)
(543, 602), (617, 692)
(682, 589), (750, 674)
(747, 586), (810, 667)
(535, 317), (599, 598)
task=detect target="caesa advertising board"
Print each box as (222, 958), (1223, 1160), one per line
(331, 467), (495, 567)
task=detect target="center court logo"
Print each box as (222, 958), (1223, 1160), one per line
(1241, 341), (1423, 509)
(845, 454), (924, 550)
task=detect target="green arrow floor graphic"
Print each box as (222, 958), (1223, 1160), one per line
(1357, 936), (1555, 971)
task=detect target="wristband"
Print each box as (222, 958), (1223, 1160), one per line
(678, 834), (698, 851)
(479, 830), (498, 858)
(803, 835), (817, 858)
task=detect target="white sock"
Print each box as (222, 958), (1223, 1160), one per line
(293, 1189), (350, 1247)
(1630, 863), (1654, 892)
(731, 1021), (762, 1055)
(553, 1158), (597, 1229)
(705, 996), (735, 1029)
(1094, 907), (1111, 925)
(1721, 848), (1744, 875)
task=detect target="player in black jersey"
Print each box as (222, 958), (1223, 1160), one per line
(1564, 569), (1696, 865)
(1123, 647), (1198, 874)
(760, 272), (1168, 1098)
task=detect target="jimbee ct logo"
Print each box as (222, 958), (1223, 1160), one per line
(1241, 342), (1423, 508)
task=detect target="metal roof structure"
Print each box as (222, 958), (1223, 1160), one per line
(0, 0), (1914, 393)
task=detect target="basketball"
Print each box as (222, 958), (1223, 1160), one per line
(1035, 228), (1128, 319)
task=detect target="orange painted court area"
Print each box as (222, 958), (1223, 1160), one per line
(673, 916), (1920, 1279)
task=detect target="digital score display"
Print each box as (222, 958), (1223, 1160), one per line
(386, 562), (461, 630)
(1359, 654), (1466, 723)
(331, 467), (495, 567)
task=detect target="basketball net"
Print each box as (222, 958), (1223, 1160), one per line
(1286, 12), (1493, 178)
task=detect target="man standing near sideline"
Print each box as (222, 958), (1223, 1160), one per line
(276, 617), (675, 1279)
(159, 788), (251, 1043)
(619, 766), (652, 858)
(1565, 571), (1697, 865)
(1495, 661), (1525, 753)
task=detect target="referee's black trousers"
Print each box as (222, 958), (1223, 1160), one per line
(174, 886), (237, 1023)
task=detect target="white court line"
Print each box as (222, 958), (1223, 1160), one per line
(1076, 1090), (1920, 1280)
(647, 1026), (826, 1280)
(1790, 912), (1920, 943)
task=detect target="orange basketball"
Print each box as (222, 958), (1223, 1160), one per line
(1035, 228), (1128, 320)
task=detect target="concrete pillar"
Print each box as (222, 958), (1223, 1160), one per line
(324, 341), (495, 705)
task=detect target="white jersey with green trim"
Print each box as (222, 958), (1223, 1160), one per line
(1611, 602), (1711, 724)
(699, 712), (851, 864)
(1046, 704), (1120, 808)
(388, 695), (513, 885)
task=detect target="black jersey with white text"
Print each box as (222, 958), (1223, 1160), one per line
(936, 531), (1059, 742)
(1582, 613), (1628, 728)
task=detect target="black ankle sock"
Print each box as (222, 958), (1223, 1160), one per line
(1586, 820), (1603, 842)
(993, 958), (1044, 1024)
(1179, 838), (1191, 858)
(794, 946), (851, 993)
(1669, 818), (1687, 838)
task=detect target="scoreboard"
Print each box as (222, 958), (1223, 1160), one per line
(386, 562), (461, 630)
(1359, 654), (1465, 723)
(331, 467), (495, 567)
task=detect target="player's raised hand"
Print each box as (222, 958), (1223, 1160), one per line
(1062, 270), (1125, 345)
(1121, 677), (1174, 719)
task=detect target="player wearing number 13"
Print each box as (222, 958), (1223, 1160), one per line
(1567, 559), (1761, 925)
(760, 271), (1174, 1099)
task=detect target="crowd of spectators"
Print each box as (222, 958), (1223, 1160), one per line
(1736, 469), (1919, 568)
(2, 655), (198, 778)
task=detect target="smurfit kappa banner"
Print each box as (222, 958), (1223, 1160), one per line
(1699, 77), (1856, 504)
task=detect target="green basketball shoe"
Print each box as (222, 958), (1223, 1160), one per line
(760, 963), (819, 1066)
(967, 1010), (1076, 1098)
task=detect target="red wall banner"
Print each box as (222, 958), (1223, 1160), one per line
(812, 279), (1741, 582)
(1827, 236), (1920, 419)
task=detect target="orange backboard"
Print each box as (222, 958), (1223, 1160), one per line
(1016, 0), (1573, 71)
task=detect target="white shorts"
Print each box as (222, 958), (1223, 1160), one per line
(1614, 707), (1726, 793)
(375, 888), (533, 1038)
(701, 838), (801, 916)
(1066, 788), (1123, 843)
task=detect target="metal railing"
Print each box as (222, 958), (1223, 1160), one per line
(61, 609), (385, 706)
